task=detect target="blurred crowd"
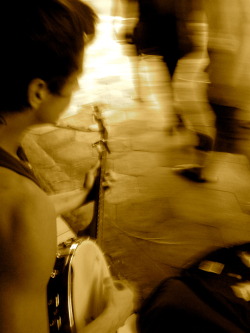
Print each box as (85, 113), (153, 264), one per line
(112, 0), (250, 182)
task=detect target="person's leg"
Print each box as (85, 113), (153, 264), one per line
(173, 104), (241, 182)
(137, 277), (241, 333)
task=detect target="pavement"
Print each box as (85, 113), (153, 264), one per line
(22, 11), (250, 307)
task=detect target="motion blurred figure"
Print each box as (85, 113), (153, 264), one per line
(114, 0), (197, 130)
(175, 0), (250, 182)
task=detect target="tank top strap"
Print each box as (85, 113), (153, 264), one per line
(0, 146), (40, 186)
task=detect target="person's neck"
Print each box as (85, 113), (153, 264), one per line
(0, 109), (36, 158)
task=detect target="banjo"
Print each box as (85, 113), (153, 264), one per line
(47, 238), (111, 332)
(78, 104), (110, 241)
(47, 105), (111, 332)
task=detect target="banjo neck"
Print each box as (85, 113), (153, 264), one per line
(78, 105), (110, 243)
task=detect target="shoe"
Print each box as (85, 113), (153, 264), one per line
(173, 164), (218, 183)
(195, 133), (213, 152)
(173, 164), (206, 182)
(165, 114), (186, 136)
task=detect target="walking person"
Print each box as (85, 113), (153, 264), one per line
(174, 0), (250, 182)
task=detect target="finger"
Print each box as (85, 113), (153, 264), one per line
(113, 279), (133, 290)
(90, 160), (101, 173)
(104, 170), (117, 181)
(114, 280), (136, 294)
(102, 180), (112, 188)
(103, 176), (116, 184)
(103, 277), (115, 288)
(113, 281), (126, 290)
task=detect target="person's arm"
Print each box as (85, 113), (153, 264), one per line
(0, 175), (57, 333)
(48, 187), (89, 215)
(48, 161), (100, 215)
(79, 278), (135, 333)
(80, 307), (126, 333)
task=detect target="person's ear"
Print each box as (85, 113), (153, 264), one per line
(27, 78), (49, 109)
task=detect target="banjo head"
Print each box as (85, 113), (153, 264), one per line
(48, 238), (110, 332)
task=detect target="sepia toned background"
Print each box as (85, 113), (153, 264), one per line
(22, 0), (250, 305)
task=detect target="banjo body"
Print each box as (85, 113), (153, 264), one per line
(47, 237), (110, 332)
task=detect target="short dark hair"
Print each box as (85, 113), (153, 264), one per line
(0, 0), (98, 112)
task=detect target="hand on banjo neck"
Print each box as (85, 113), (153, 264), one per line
(78, 104), (113, 240)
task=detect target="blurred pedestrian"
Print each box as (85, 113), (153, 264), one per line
(115, 0), (197, 130)
(174, 0), (250, 182)
(137, 0), (196, 130)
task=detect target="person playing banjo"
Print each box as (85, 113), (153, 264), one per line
(0, 0), (135, 332)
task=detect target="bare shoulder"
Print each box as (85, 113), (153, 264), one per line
(0, 168), (56, 333)
(0, 166), (56, 228)
(0, 167), (57, 287)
